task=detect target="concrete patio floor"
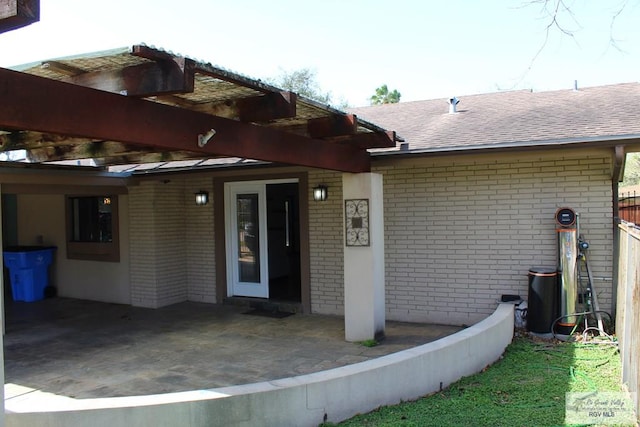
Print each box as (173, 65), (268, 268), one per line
(3, 298), (461, 400)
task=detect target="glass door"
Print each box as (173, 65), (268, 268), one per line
(225, 183), (269, 298)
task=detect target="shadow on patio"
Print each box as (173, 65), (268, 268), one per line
(3, 298), (461, 399)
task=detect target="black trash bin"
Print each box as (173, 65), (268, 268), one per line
(527, 267), (558, 334)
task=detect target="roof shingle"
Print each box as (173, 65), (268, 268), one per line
(350, 83), (640, 153)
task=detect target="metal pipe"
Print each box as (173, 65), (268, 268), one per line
(581, 250), (606, 334)
(557, 227), (578, 334)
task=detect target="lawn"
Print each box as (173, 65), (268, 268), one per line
(328, 334), (634, 427)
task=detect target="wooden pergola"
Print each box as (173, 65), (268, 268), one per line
(0, 3), (397, 173)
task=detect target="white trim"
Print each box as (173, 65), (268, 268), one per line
(223, 179), (299, 298)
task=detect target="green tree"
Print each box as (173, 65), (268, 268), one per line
(268, 68), (333, 105)
(370, 84), (401, 105)
(621, 153), (640, 187)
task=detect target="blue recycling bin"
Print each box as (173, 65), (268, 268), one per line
(3, 246), (56, 302)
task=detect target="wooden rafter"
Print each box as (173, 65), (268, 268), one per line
(87, 151), (213, 166)
(0, 0), (39, 33)
(0, 131), (96, 151)
(22, 140), (162, 162)
(308, 114), (358, 138)
(0, 67), (371, 172)
(29, 145), (207, 165)
(59, 59), (195, 97)
(332, 131), (397, 149)
(41, 61), (85, 76)
(189, 91), (297, 122)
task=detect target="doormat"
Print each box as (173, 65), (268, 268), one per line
(242, 309), (294, 319)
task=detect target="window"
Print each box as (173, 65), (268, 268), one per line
(66, 195), (119, 262)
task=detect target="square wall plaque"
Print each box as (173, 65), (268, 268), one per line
(345, 199), (369, 246)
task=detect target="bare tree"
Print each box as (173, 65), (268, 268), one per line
(515, 0), (636, 86)
(529, 0), (633, 51)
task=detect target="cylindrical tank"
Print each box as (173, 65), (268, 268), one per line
(556, 220), (578, 335)
(527, 267), (558, 334)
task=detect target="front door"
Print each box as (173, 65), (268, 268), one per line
(225, 182), (269, 298)
(225, 180), (300, 300)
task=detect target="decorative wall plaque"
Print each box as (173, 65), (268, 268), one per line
(345, 199), (370, 246)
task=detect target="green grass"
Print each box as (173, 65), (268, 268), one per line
(327, 335), (629, 427)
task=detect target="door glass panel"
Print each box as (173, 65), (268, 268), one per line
(237, 194), (260, 283)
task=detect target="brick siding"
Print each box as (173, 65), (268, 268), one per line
(184, 177), (216, 303)
(129, 177), (216, 308)
(129, 179), (187, 307)
(308, 170), (345, 315)
(128, 149), (614, 326)
(307, 150), (614, 325)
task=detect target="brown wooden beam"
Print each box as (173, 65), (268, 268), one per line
(332, 130), (397, 149)
(0, 0), (39, 33)
(236, 91), (297, 122)
(28, 146), (207, 165)
(21, 140), (159, 162)
(0, 67), (370, 172)
(64, 60), (195, 97)
(191, 91), (297, 122)
(0, 131), (96, 150)
(89, 151), (211, 166)
(308, 114), (357, 138)
(41, 61), (85, 76)
(0, 131), (209, 163)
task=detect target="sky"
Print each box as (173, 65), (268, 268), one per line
(0, 0), (639, 107)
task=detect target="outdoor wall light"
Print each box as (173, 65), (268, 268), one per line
(198, 129), (216, 147)
(313, 185), (328, 202)
(195, 190), (209, 206)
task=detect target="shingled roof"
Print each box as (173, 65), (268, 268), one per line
(350, 83), (640, 155)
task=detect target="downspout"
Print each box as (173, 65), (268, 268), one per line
(611, 145), (626, 321)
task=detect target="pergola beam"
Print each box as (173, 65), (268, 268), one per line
(236, 91), (297, 122)
(41, 61), (85, 76)
(308, 114), (357, 138)
(0, 131), (97, 151)
(0, 67), (371, 172)
(0, 0), (39, 33)
(190, 91), (297, 122)
(21, 140), (165, 162)
(333, 130), (397, 149)
(27, 145), (205, 165)
(62, 60), (195, 97)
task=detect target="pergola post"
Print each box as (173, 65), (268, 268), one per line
(342, 173), (385, 342)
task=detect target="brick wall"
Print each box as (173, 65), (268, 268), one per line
(129, 181), (159, 307)
(308, 170), (344, 315)
(378, 151), (614, 325)
(129, 179), (187, 308)
(184, 177), (216, 303)
(307, 150), (614, 325)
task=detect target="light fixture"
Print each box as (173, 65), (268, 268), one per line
(195, 190), (209, 206)
(198, 129), (216, 147)
(313, 185), (328, 202)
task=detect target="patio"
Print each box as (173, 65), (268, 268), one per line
(3, 298), (461, 399)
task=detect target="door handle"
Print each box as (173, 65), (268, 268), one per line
(285, 200), (290, 247)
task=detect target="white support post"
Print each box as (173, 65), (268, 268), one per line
(342, 173), (385, 342)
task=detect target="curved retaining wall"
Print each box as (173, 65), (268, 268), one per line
(5, 304), (514, 427)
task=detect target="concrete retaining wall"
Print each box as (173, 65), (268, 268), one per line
(5, 304), (514, 427)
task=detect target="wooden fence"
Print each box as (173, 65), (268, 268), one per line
(616, 221), (640, 423)
(619, 191), (640, 224)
